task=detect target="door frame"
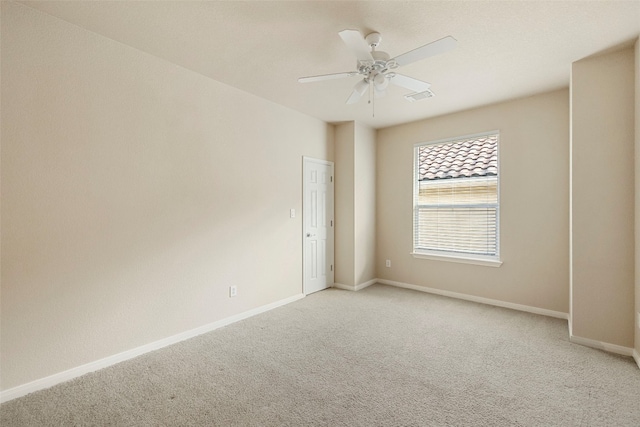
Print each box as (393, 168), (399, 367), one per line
(302, 156), (335, 295)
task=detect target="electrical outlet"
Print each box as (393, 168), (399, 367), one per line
(385, 259), (391, 268)
(290, 208), (295, 218)
(229, 286), (237, 298)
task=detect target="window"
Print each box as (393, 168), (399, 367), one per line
(413, 132), (500, 266)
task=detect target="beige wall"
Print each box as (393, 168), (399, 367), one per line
(571, 47), (635, 348)
(334, 122), (355, 286)
(635, 38), (640, 358)
(377, 89), (570, 313)
(334, 121), (376, 287)
(0, 3), (333, 391)
(354, 123), (376, 286)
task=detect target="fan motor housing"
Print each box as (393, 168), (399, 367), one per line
(358, 51), (393, 76)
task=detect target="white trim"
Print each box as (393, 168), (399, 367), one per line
(569, 314), (635, 359)
(568, 334), (634, 357)
(411, 252), (502, 267)
(0, 293), (305, 404)
(568, 314), (573, 336)
(355, 279), (377, 291)
(332, 279), (376, 292)
(377, 278), (569, 320)
(332, 282), (355, 291)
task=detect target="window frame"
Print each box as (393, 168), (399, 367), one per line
(411, 130), (502, 267)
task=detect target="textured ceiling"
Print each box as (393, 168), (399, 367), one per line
(20, 1), (640, 129)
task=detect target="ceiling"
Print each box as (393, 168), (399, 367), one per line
(20, 1), (640, 129)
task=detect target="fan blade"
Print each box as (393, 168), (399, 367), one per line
(339, 29), (374, 62)
(298, 72), (356, 83)
(391, 36), (457, 67)
(390, 73), (431, 93)
(346, 79), (369, 104)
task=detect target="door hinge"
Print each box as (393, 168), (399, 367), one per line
(331, 220), (333, 227)
(331, 176), (333, 182)
(331, 264), (333, 271)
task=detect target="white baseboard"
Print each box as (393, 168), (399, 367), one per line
(377, 278), (569, 320)
(568, 315), (635, 359)
(0, 293), (305, 404)
(332, 282), (353, 291)
(568, 334), (634, 357)
(567, 314), (573, 336)
(332, 278), (376, 292)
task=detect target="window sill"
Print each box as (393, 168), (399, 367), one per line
(411, 252), (503, 268)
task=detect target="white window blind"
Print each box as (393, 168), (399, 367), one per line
(414, 133), (499, 260)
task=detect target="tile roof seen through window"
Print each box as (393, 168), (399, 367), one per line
(418, 134), (498, 181)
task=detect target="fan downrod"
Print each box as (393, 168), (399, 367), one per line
(365, 32), (382, 49)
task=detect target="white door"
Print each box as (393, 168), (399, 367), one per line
(303, 157), (334, 295)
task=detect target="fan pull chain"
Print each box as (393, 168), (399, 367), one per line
(369, 80), (375, 118)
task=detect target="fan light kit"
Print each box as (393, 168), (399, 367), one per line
(298, 30), (457, 107)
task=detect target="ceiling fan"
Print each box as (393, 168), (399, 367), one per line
(298, 30), (457, 104)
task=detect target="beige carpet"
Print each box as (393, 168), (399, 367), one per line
(2, 284), (639, 426)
